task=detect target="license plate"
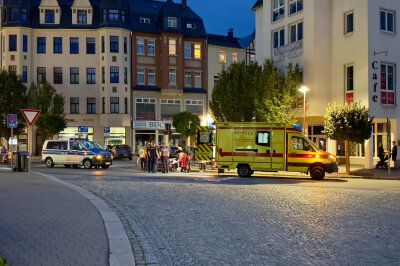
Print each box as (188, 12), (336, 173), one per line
(105, 162), (111, 165)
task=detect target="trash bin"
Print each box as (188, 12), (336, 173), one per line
(13, 151), (29, 172)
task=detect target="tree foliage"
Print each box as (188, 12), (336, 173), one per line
(27, 81), (66, 139)
(172, 112), (200, 138)
(323, 102), (373, 143)
(209, 60), (302, 123)
(0, 70), (28, 139)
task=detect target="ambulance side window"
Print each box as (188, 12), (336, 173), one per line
(291, 137), (312, 151)
(256, 131), (271, 147)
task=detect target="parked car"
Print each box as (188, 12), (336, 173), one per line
(111, 145), (133, 160)
(42, 139), (113, 169)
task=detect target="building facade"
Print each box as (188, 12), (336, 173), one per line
(254, 0), (400, 168)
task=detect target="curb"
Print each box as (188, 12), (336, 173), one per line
(34, 172), (135, 266)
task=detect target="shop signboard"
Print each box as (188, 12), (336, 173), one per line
(78, 126), (88, 133)
(104, 127), (110, 134)
(133, 121), (171, 130)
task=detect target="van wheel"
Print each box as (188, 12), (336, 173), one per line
(310, 166), (325, 180)
(64, 164), (71, 168)
(83, 159), (93, 169)
(237, 165), (252, 178)
(45, 158), (54, 168)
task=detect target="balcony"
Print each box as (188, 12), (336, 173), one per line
(273, 40), (303, 61)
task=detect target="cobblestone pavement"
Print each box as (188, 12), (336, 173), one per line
(0, 172), (108, 266)
(47, 170), (400, 265)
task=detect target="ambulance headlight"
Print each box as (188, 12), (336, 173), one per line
(329, 155), (336, 162)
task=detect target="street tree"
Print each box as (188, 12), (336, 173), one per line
(27, 81), (66, 139)
(323, 102), (373, 174)
(209, 60), (302, 123)
(0, 70), (28, 141)
(172, 112), (200, 146)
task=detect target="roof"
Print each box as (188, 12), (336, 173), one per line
(238, 31), (255, 48)
(251, 0), (263, 11)
(207, 33), (244, 49)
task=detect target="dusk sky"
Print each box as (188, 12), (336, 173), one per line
(187, 0), (256, 38)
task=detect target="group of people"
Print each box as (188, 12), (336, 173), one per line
(137, 142), (193, 173)
(378, 141), (397, 168)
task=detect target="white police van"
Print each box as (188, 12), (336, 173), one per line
(42, 139), (112, 169)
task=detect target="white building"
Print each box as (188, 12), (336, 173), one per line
(253, 0), (400, 168)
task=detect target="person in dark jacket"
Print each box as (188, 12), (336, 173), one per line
(392, 141), (397, 168)
(148, 142), (160, 173)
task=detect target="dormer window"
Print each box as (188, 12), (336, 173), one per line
(77, 10), (87, 24)
(140, 18), (150, 24)
(109, 9), (119, 22)
(122, 11), (126, 23)
(10, 8), (20, 21)
(45, 10), (55, 23)
(187, 23), (196, 29)
(168, 17), (177, 28)
(21, 9), (28, 21)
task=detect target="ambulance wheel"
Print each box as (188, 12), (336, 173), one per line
(83, 159), (93, 169)
(237, 165), (252, 178)
(45, 158), (54, 168)
(310, 166), (325, 180)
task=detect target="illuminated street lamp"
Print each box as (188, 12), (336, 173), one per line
(299, 85), (310, 134)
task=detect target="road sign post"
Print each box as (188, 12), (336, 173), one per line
(7, 114), (18, 172)
(21, 109), (41, 177)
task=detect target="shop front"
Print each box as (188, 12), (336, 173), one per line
(59, 127), (94, 141)
(132, 120), (175, 153)
(104, 127), (127, 147)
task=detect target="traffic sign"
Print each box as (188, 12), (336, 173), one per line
(21, 109), (40, 126)
(104, 127), (110, 134)
(7, 114), (18, 128)
(78, 126), (89, 133)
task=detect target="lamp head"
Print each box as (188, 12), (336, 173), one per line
(299, 86), (309, 94)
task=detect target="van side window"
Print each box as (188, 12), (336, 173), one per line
(70, 141), (82, 150)
(46, 142), (59, 149)
(256, 131), (271, 147)
(60, 142), (68, 150)
(291, 137), (312, 151)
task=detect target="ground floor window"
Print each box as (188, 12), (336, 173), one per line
(105, 127), (126, 146)
(336, 141), (365, 157)
(59, 127), (94, 141)
(308, 125), (326, 151)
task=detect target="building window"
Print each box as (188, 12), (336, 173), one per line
(381, 63), (395, 105)
(70, 97), (79, 114)
(345, 12), (354, 34)
(87, 98), (96, 114)
(232, 52), (238, 63)
(102, 66), (105, 83)
(8, 66), (16, 75)
(102, 97), (105, 113)
(70, 38), (79, 54)
(380, 10), (395, 33)
(124, 67), (128, 84)
(87, 68), (96, 84)
(219, 51), (226, 63)
(22, 66), (28, 83)
(148, 40), (155, 55)
(187, 23), (196, 29)
(21, 9), (28, 21)
(137, 39), (144, 55)
(148, 69), (155, 85)
(214, 76), (219, 88)
(110, 36), (119, 53)
(23, 35), (28, 52)
(289, 0), (303, 15)
(194, 44), (201, 59)
(169, 69), (176, 85)
(194, 72), (201, 88)
(53, 37), (62, 54)
(110, 66), (119, 83)
(345, 65), (354, 92)
(110, 97), (119, 113)
(9, 8), (19, 21)
(124, 37), (127, 54)
(70, 67), (79, 84)
(125, 97), (128, 114)
(45, 10), (55, 23)
(184, 43), (191, 58)
(77, 10), (87, 24)
(9, 35), (17, 52)
(122, 10), (126, 23)
(185, 100), (204, 116)
(290, 22), (303, 43)
(273, 28), (285, 48)
(140, 17), (150, 24)
(168, 17), (177, 28)
(169, 39), (176, 55)
(137, 68), (145, 84)
(37, 37), (46, 53)
(37, 67), (46, 83)
(184, 72), (192, 87)
(136, 98), (156, 120)
(86, 38), (95, 54)
(109, 9), (119, 22)
(161, 99), (181, 120)
(53, 67), (63, 84)
(272, 0), (284, 22)
(101, 36), (105, 53)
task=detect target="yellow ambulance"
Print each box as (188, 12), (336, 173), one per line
(197, 122), (337, 180)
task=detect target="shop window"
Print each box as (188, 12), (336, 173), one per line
(136, 98), (156, 120)
(161, 99), (181, 120)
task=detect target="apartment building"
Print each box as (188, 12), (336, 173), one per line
(253, 0), (400, 168)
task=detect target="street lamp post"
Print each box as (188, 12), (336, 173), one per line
(299, 86), (310, 134)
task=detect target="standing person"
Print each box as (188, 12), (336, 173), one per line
(160, 143), (170, 173)
(392, 141), (397, 168)
(185, 147), (193, 173)
(138, 143), (146, 171)
(146, 141), (152, 173)
(178, 147), (186, 172)
(149, 142), (159, 173)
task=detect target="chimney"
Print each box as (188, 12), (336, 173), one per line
(182, 0), (187, 6)
(228, 28), (234, 38)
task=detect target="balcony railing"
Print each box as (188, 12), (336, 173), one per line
(273, 40), (303, 60)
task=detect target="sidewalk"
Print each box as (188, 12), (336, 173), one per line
(0, 170), (108, 265)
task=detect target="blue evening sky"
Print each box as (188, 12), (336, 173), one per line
(187, 0), (255, 38)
